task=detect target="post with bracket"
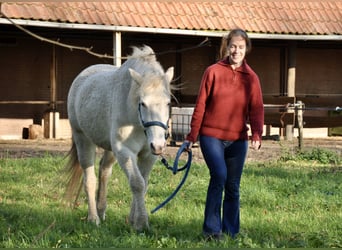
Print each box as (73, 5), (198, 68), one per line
(296, 100), (304, 150)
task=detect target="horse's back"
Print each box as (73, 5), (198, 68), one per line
(68, 64), (118, 112)
(68, 64), (120, 148)
(80, 64), (117, 76)
(70, 64), (118, 90)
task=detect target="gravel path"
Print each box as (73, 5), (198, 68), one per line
(1, 138), (341, 163)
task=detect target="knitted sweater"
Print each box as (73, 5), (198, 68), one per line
(186, 59), (264, 143)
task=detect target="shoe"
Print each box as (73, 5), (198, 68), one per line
(204, 233), (223, 242)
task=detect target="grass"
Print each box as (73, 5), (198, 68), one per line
(0, 148), (341, 248)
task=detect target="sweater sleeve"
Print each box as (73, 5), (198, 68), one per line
(248, 74), (264, 142)
(186, 68), (212, 142)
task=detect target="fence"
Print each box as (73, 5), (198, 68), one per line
(169, 101), (342, 150)
(169, 106), (194, 145)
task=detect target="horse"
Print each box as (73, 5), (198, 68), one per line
(64, 45), (174, 231)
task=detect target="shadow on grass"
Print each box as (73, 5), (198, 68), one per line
(0, 201), (209, 248)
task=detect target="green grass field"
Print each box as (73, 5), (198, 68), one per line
(0, 148), (341, 248)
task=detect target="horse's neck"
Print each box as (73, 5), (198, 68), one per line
(127, 82), (139, 109)
(116, 76), (138, 125)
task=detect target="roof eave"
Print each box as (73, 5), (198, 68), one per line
(1, 18), (341, 41)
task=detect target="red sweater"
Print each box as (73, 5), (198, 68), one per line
(186, 59), (264, 143)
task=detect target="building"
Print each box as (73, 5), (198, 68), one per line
(0, 1), (341, 140)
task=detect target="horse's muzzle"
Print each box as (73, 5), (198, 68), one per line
(150, 142), (165, 155)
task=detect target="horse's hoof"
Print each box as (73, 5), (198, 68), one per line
(88, 215), (101, 226)
(100, 213), (106, 221)
(97, 209), (106, 221)
(133, 221), (149, 232)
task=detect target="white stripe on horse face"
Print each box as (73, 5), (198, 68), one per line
(144, 125), (167, 155)
(139, 99), (169, 155)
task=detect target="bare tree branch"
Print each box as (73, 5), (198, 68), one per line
(0, 10), (121, 60)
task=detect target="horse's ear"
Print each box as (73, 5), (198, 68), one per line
(129, 68), (142, 85)
(165, 67), (174, 83)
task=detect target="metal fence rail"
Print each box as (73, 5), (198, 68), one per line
(170, 107), (194, 144)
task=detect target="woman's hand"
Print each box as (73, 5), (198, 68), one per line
(251, 140), (261, 150)
(183, 140), (193, 151)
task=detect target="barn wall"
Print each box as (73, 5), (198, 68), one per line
(0, 26), (341, 139)
(0, 37), (51, 119)
(55, 37), (113, 118)
(180, 45), (216, 96)
(295, 47), (342, 128)
(0, 31), (113, 139)
(247, 47), (282, 96)
(296, 48), (342, 96)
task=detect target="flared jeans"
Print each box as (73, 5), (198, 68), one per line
(200, 135), (248, 238)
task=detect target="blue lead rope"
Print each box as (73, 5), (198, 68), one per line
(151, 142), (192, 214)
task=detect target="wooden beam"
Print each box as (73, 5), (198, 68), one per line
(285, 41), (297, 140)
(287, 41), (296, 97)
(113, 31), (122, 66)
(0, 101), (64, 104)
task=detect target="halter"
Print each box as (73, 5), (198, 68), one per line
(138, 102), (169, 136)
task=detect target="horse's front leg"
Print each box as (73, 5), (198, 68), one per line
(116, 150), (149, 231)
(129, 151), (157, 230)
(133, 151), (156, 210)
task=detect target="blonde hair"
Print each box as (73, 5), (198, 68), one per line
(218, 28), (252, 60)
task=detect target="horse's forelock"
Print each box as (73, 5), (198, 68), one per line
(140, 73), (170, 97)
(127, 46), (172, 100)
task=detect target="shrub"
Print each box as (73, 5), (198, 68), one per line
(280, 147), (341, 165)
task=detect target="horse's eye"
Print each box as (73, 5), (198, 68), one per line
(140, 102), (146, 107)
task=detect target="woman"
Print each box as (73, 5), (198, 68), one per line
(184, 28), (264, 240)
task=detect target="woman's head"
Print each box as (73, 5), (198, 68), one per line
(219, 28), (252, 64)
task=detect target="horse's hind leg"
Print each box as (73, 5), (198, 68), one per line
(97, 150), (115, 221)
(73, 132), (99, 225)
(83, 166), (98, 224)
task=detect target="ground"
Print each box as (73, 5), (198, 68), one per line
(0, 137), (341, 163)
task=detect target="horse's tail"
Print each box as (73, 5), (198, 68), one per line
(63, 139), (83, 207)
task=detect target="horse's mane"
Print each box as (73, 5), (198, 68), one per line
(123, 45), (164, 76)
(129, 45), (156, 64)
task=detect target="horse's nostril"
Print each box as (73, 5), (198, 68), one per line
(150, 143), (164, 155)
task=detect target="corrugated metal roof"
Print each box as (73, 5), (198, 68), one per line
(1, 1), (341, 35)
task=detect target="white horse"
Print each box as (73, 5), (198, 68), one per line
(64, 45), (174, 231)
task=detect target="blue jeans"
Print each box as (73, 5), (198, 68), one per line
(200, 135), (248, 238)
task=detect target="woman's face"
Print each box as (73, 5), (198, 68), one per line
(227, 35), (246, 68)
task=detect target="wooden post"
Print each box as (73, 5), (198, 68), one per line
(44, 111), (59, 139)
(113, 32), (122, 66)
(296, 100), (304, 150)
(50, 45), (57, 111)
(46, 44), (58, 138)
(286, 41), (297, 140)
(266, 125), (271, 136)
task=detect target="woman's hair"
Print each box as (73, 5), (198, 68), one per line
(218, 28), (252, 60)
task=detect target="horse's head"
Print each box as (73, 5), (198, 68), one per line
(129, 67), (174, 155)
